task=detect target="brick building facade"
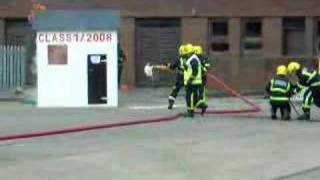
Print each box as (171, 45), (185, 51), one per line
(1, 0), (320, 92)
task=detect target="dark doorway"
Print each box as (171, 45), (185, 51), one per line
(87, 54), (107, 104)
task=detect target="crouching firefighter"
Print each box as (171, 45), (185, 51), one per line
(287, 61), (320, 120)
(167, 44), (190, 109)
(193, 45), (210, 114)
(183, 45), (205, 117)
(265, 65), (295, 120)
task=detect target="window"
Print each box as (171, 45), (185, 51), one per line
(212, 21), (228, 36)
(245, 21), (261, 37)
(242, 18), (262, 54)
(210, 18), (229, 52)
(283, 17), (305, 56)
(48, 45), (68, 65)
(211, 43), (229, 51)
(315, 20), (320, 55)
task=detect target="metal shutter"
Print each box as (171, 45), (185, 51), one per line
(136, 19), (181, 86)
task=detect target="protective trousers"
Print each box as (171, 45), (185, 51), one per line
(168, 73), (184, 101)
(196, 75), (207, 108)
(270, 101), (291, 120)
(185, 84), (200, 115)
(303, 87), (320, 113)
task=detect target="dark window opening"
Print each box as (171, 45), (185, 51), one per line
(315, 21), (320, 56)
(244, 41), (262, 50)
(211, 43), (229, 52)
(283, 17), (305, 30)
(242, 18), (262, 53)
(210, 18), (229, 53)
(212, 22), (228, 36)
(245, 21), (261, 37)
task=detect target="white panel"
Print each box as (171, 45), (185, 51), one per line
(36, 31), (118, 107)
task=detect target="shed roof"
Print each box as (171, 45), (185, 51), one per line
(32, 10), (120, 31)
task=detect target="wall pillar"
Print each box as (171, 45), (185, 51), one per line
(263, 18), (282, 58)
(181, 17), (208, 48)
(120, 17), (136, 87)
(305, 17), (314, 58)
(228, 18), (241, 88)
(0, 19), (5, 44)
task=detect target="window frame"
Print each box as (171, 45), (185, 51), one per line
(241, 18), (263, 56)
(209, 18), (229, 54)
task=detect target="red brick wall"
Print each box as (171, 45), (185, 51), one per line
(2, 0), (320, 18)
(2, 0), (320, 92)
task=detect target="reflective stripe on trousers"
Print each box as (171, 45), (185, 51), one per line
(303, 88), (313, 109)
(270, 96), (289, 101)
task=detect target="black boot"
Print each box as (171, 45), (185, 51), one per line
(283, 115), (291, 121)
(297, 112), (310, 120)
(201, 104), (208, 116)
(168, 99), (174, 110)
(281, 109), (291, 121)
(282, 115), (291, 121)
(183, 110), (194, 118)
(271, 107), (277, 120)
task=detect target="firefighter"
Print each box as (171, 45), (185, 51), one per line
(265, 65), (295, 120)
(167, 44), (190, 109)
(183, 44), (204, 117)
(193, 45), (210, 114)
(287, 61), (320, 120)
(118, 43), (126, 86)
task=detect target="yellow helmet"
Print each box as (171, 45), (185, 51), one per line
(184, 43), (194, 55)
(193, 45), (204, 55)
(287, 61), (301, 74)
(276, 65), (287, 76)
(178, 45), (185, 56)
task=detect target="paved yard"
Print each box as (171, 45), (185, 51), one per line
(0, 88), (319, 180)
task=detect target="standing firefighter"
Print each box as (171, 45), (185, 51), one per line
(118, 43), (126, 86)
(183, 44), (204, 117)
(167, 44), (190, 109)
(287, 61), (320, 120)
(265, 65), (295, 120)
(193, 45), (210, 113)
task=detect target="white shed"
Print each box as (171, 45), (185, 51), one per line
(33, 10), (120, 107)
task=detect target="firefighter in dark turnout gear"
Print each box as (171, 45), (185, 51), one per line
(193, 45), (210, 114)
(167, 44), (189, 109)
(183, 44), (203, 117)
(287, 61), (320, 120)
(265, 65), (295, 120)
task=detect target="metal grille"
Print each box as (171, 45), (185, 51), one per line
(0, 45), (26, 89)
(135, 19), (181, 86)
